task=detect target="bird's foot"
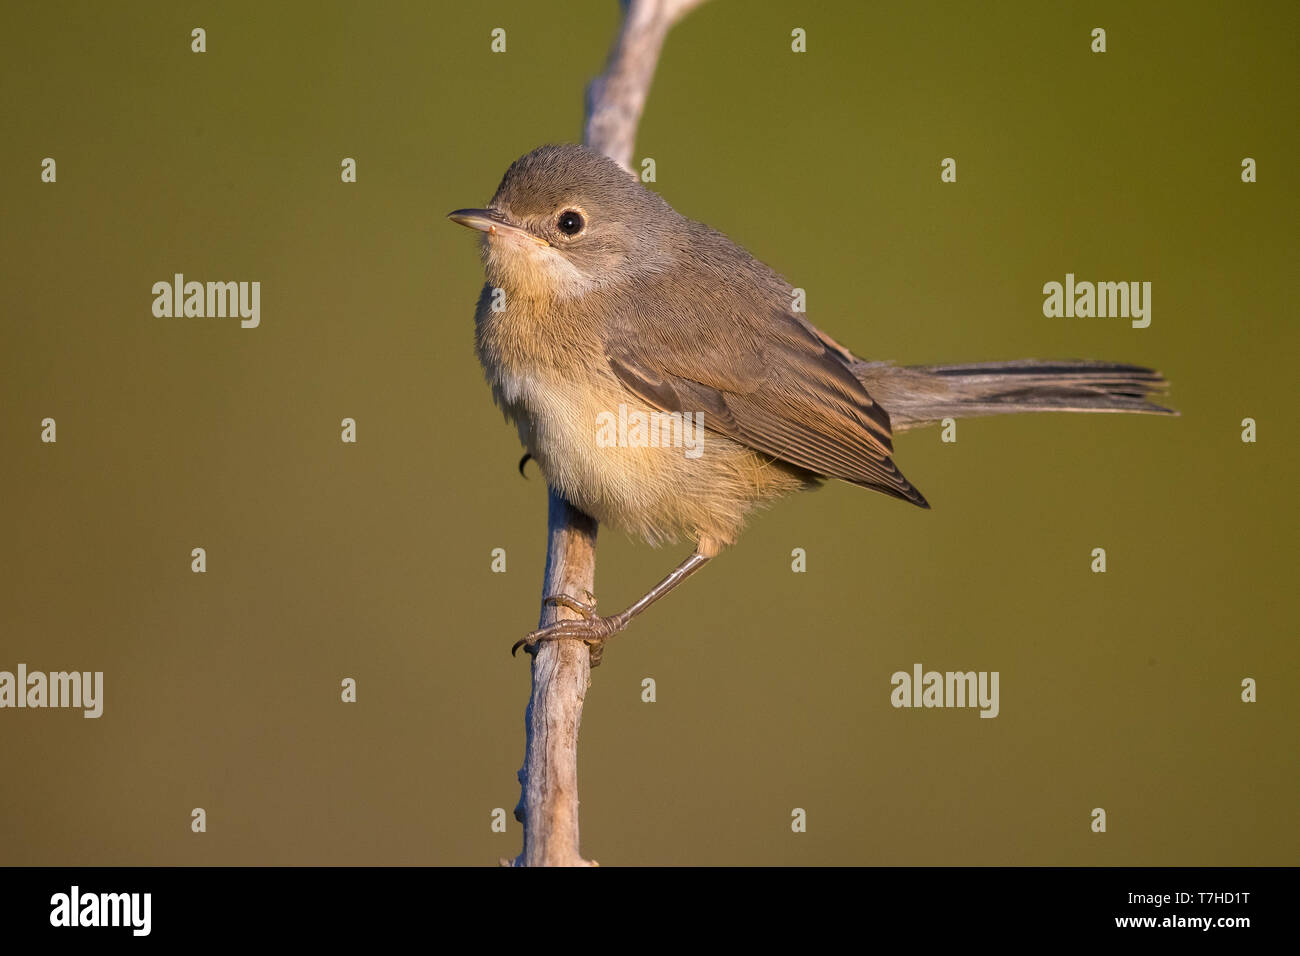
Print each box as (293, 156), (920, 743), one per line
(512, 602), (628, 667)
(542, 591), (597, 618)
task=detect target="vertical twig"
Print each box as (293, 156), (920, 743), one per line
(585, 0), (708, 170)
(510, 0), (707, 867)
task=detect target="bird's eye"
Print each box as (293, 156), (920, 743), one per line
(556, 210), (585, 236)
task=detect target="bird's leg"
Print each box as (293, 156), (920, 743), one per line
(513, 551), (712, 664)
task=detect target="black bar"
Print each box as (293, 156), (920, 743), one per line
(0, 866), (1287, 941)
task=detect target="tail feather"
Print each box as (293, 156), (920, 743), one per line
(851, 359), (1176, 432)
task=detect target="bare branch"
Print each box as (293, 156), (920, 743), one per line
(585, 0), (707, 170)
(512, 491), (598, 867)
(511, 0), (705, 868)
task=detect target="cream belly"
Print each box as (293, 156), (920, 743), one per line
(488, 364), (807, 548)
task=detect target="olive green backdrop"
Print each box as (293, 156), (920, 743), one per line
(1, 0), (1295, 865)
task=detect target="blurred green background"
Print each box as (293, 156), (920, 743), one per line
(1, 0), (1295, 865)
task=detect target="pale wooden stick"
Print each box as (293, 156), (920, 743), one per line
(511, 491), (598, 867)
(510, 0), (706, 868)
(586, 0), (709, 170)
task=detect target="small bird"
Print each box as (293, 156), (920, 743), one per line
(450, 144), (1174, 660)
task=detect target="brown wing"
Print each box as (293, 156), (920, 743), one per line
(603, 290), (928, 509)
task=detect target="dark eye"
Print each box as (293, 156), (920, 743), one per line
(556, 210), (585, 236)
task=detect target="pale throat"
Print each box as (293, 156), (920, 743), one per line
(483, 234), (597, 303)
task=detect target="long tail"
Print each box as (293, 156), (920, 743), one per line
(851, 359), (1176, 432)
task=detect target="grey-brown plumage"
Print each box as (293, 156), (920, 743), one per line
(855, 359), (1173, 429)
(449, 144), (1175, 655)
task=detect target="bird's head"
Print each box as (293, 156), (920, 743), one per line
(449, 144), (680, 300)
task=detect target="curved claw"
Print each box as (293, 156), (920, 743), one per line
(511, 614), (626, 660)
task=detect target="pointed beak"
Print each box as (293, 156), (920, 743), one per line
(447, 208), (549, 246)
